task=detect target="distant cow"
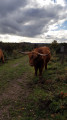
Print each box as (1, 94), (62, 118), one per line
(0, 49), (4, 63)
(20, 46), (51, 76)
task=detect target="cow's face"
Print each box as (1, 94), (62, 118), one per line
(28, 52), (38, 66)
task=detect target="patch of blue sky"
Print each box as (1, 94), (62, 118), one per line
(51, 0), (56, 3)
(65, 0), (67, 4)
(54, 20), (67, 31)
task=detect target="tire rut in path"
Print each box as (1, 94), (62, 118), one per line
(0, 73), (32, 119)
(0, 73), (31, 101)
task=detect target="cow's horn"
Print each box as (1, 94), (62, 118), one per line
(19, 51), (30, 54)
(34, 52), (50, 56)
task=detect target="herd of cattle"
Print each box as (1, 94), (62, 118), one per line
(0, 46), (51, 76)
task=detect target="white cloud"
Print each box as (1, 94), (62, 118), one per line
(56, 0), (65, 6)
(45, 29), (67, 43)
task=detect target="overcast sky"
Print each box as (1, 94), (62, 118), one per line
(0, 0), (67, 43)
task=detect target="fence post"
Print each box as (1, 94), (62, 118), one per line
(60, 46), (64, 64)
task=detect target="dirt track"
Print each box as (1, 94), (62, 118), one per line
(0, 61), (32, 120)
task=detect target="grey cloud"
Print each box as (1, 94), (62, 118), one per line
(0, 0), (67, 38)
(0, 0), (28, 16)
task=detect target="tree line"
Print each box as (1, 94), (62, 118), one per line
(0, 41), (67, 59)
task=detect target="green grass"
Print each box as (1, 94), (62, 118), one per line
(0, 56), (33, 93)
(0, 54), (67, 120)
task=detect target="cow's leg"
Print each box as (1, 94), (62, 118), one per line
(39, 67), (43, 76)
(45, 62), (47, 70)
(34, 67), (38, 76)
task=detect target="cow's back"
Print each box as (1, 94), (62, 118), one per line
(34, 46), (51, 62)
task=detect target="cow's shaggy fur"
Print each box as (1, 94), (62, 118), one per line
(28, 46), (51, 76)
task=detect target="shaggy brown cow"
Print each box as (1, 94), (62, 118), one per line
(28, 46), (51, 76)
(0, 49), (4, 63)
